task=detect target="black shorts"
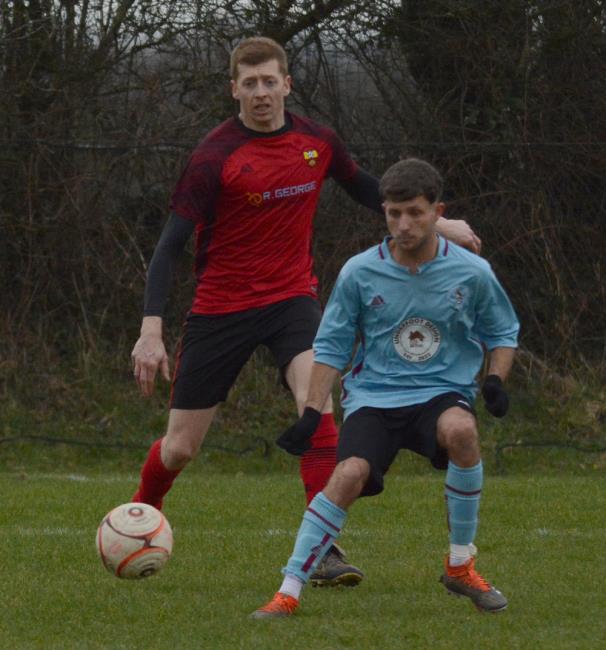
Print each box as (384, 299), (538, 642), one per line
(170, 296), (322, 409)
(337, 392), (476, 496)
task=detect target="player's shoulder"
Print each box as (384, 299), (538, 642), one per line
(288, 111), (338, 141)
(340, 242), (383, 277)
(189, 117), (247, 162)
(443, 239), (493, 275)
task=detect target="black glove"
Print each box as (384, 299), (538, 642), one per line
(481, 374), (509, 417)
(276, 407), (322, 456)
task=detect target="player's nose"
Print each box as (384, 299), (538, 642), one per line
(397, 216), (411, 231)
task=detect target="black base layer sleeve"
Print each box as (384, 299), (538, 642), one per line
(336, 167), (383, 215)
(143, 212), (195, 317)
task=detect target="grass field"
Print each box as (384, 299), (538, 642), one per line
(2, 464), (605, 649)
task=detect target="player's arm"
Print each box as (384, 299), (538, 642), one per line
(276, 362), (341, 455)
(132, 213), (194, 397)
(336, 167), (383, 214)
(435, 216), (482, 254)
(305, 362), (342, 411)
(475, 263), (520, 417)
(481, 346), (516, 418)
(277, 265), (359, 456)
(486, 346), (516, 382)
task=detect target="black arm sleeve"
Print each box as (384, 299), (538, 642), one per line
(143, 213), (195, 317)
(335, 167), (383, 215)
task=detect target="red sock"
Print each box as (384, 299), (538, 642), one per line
(299, 413), (338, 505)
(132, 439), (181, 510)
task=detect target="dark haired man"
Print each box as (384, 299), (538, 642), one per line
(253, 158), (518, 617)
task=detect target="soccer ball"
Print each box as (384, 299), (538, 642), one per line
(96, 502), (173, 579)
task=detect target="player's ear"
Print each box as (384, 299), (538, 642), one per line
(231, 79), (239, 100)
(435, 202), (446, 217)
(283, 74), (292, 96)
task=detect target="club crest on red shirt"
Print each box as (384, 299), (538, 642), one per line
(303, 149), (319, 166)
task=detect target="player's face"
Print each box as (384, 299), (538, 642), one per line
(384, 196), (445, 262)
(231, 59), (291, 132)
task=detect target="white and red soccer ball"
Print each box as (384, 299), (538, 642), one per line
(96, 503), (173, 579)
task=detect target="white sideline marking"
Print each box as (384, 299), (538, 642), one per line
(5, 526), (89, 537)
(265, 528), (366, 537)
(1, 524), (370, 541)
(0, 473), (193, 484)
(11, 473), (137, 483)
(266, 528), (291, 536)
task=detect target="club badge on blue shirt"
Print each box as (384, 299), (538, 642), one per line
(393, 318), (441, 363)
(448, 286), (468, 310)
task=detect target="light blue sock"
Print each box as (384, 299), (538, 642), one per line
(282, 492), (346, 583)
(445, 461), (483, 545)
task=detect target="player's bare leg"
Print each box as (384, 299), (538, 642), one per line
(284, 350), (322, 418)
(284, 351), (364, 587)
(133, 407), (217, 509)
(437, 407), (507, 613)
(162, 407), (218, 469)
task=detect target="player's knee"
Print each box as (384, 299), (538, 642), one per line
(162, 435), (200, 468)
(441, 420), (479, 461)
(334, 457), (370, 492)
(324, 457), (369, 509)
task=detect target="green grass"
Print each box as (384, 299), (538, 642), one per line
(1, 468), (605, 649)
(2, 349), (605, 647)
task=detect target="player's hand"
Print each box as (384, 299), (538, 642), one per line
(438, 218), (482, 254)
(481, 374), (509, 417)
(276, 407), (322, 456)
(131, 334), (170, 397)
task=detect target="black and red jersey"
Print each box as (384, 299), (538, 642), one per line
(169, 111), (358, 314)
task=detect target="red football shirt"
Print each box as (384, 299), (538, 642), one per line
(169, 112), (358, 314)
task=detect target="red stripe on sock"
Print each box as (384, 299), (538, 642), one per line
(307, 507), (341, 533)
(301, 533), (333, 573)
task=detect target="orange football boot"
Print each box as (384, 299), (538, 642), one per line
(251, 592), (299, 619)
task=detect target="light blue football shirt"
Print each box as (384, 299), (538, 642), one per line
(313, 235), (520, 418)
